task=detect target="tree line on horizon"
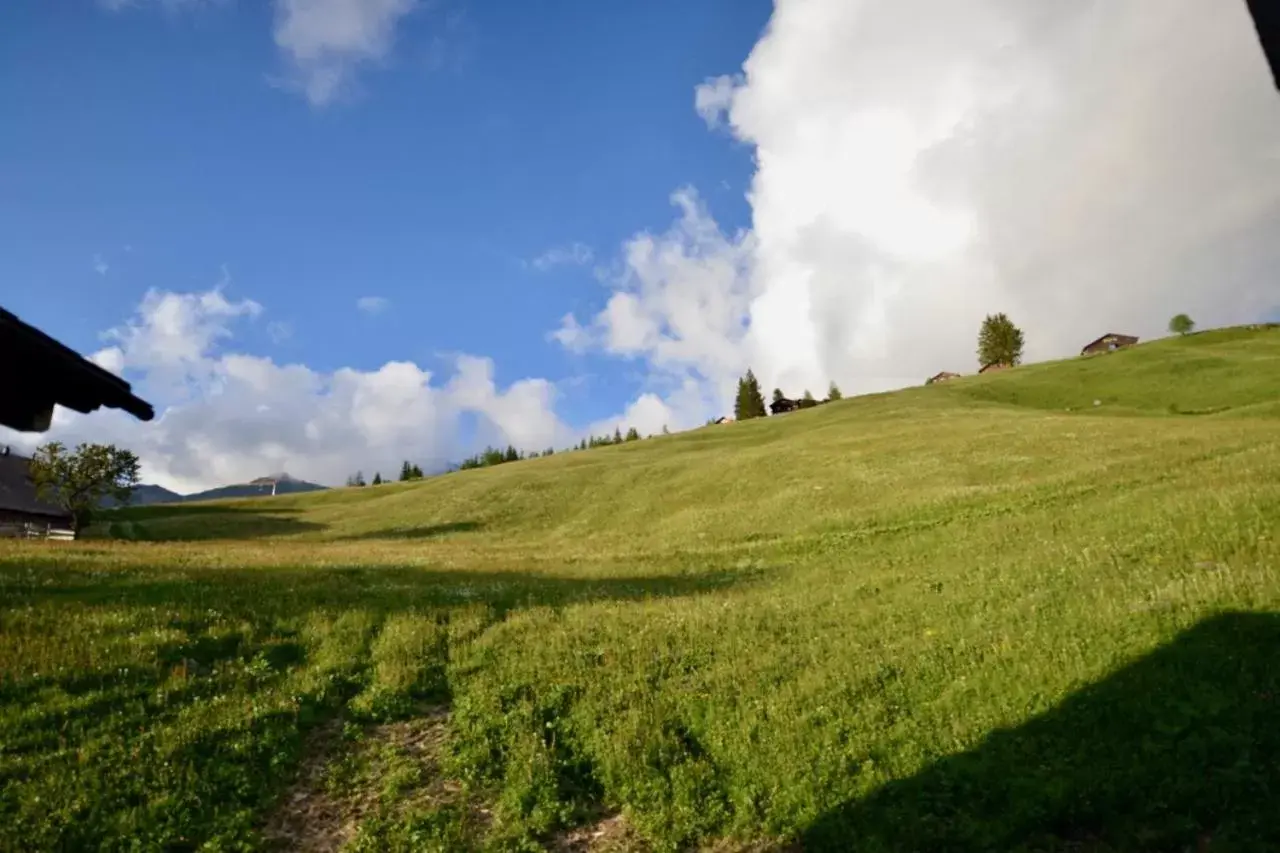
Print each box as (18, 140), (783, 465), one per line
(344, 423), (665, 487)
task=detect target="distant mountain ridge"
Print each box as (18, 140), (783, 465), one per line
(103, 473), (327, 507)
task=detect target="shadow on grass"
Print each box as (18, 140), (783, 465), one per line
(99, 504), (326, 541)
(801, 611), (1280, 852)
(2, 561), (761, 618)
(335, 521), (483, 541)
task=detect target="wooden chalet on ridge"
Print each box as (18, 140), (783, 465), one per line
(1080, 333), (1139, 356)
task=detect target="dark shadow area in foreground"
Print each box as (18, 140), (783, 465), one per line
(335, 521), (483, 540)
(801, 612), (1280, 852)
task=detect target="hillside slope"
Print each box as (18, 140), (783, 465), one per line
(109, 325), (1279, 548)
(5, 326), (1279, 851)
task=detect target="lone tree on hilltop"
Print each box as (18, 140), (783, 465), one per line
(28, 441), (140, 533)
(735, 369), (767, 420)
(1169, 314), (1195, 336)
(827, 381), (842, 401)
(372, 472), (382, 485)
(977, 313), (1025, 368)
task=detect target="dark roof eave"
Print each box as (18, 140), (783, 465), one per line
(0, 307), (155, 427)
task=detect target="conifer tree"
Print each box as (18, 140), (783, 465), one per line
(735, 371), (767, 420)
(614, 427), (623, 444)
(772, 387), (785, 404)
(399, 460), (412, 482)
(827, 381), (842, 401)
(743, 369), (767, 419)
(372, 472), (382, 485)
(625, 426), (640, 442)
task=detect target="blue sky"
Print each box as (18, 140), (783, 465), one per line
(1, 0), (765, 426)
(3, 0), (1278, 491)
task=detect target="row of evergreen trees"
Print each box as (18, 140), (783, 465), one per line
(733, 369), (843, 420)
(344, 424), (660, 486)
(573, 425), (657, 450)
(457, 444), (558, 470)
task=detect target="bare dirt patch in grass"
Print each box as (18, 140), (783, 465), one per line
(552, 812), (646, 852)
(261, 706), (479, 852)
(261, 717), (353, 853)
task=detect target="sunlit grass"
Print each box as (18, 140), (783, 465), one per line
(1, 327), (1278, 851)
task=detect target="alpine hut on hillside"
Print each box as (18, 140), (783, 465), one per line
(927, 371), (961, 384)
(1080, 333), (1139, 356)
(977, 362), (1010, 374)
(770, 397), (799, 415)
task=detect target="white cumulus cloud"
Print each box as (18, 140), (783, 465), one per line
(557, 0), (1280, 422)
(1, 284), (573, 493)
(272, 0), (419, 106)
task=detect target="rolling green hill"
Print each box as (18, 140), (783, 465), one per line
(2, 326), (1278, 852)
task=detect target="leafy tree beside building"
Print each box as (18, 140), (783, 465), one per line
(28, 441), (140, 533)
(977, 313), (1026, 368)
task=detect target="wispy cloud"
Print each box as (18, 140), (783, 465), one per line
(266, 320), (293, 343)
(529, 242), (594, 272)
(356, 296), (390, 315)
(97, 0), (222, 14)
(92, 254), (109, 276)
(272, 0), (419, 107)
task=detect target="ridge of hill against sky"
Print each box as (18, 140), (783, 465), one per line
(2, 0), (1279, 493)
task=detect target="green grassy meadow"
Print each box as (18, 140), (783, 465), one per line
(2, 326), (1279, 851)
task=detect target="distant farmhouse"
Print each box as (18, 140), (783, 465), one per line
(978, 362), (1010, 374)
(713, 416), (734, 425)
(770, 397), (799, 415)
(0, 447), (74, 540)
(1080, 333), (1139, 356)
(927, 371), (961, 385)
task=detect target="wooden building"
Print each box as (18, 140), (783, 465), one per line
(927, 371), (961, 384)
(978, 362), (1010, 374)
(1080, 333), (1139, 356)
(0, 448), (74, 539)
(770, 397), (799, 415)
